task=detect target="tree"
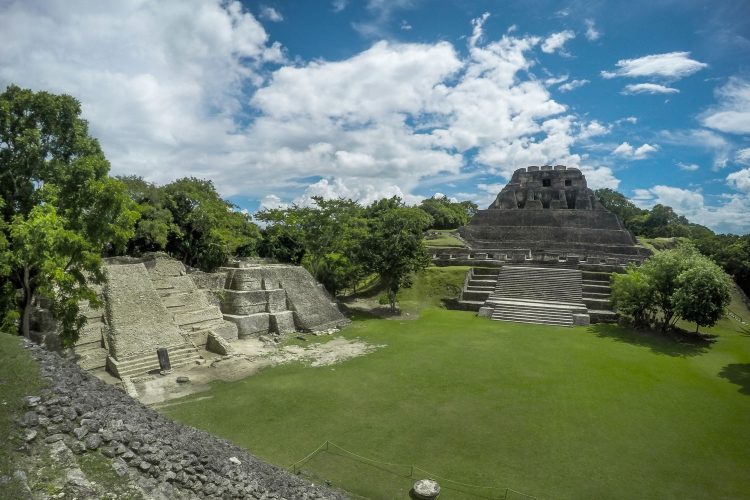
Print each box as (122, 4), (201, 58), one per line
(672, 263), (732, 333)
(161, 177), (261, 271)
(595, 188), (646, 228)
(360, 200), (433, 312)
(611, 244), (733, 333)
(0, 85), (137, 344)
(117, 175), (176, 254)
(419, 196), (477, 229)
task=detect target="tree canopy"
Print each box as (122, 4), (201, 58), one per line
(0, 85), (137, 345)
(611, 245), (732, 333)
(418, 196), (477, 229)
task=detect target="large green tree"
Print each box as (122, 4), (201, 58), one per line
(611, 245), (733, 333)
(418, 196), (477, 229)
(161, 177), (261, 271)
(361, 198), (433, 312)
(0, 85), (137, 344)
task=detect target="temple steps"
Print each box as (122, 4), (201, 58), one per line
(109, 345), (202, 379)
(485, 266), (588, 327)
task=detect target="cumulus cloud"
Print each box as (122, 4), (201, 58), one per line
(558, 79), (589, 92)
(541, 30), (575, 54)
(332, 0), (348, 12)
(0, 4), (614, 207)
(260, 6), (283, 22)
(622, 83), (679, 95)
(579, 166), (620, 189)
(601, 51), (707, 80)
(701, 77), (750, 135)
(584, 19), (601, 41)
(633, 185), (750, 233)
(677, 162), (700, 171)
(612, 142), (658, 159)
(727, 168), (750, 193)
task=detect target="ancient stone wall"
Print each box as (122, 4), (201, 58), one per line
(16, 341), (346, 499)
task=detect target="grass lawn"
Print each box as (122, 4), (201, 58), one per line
(0, 334), (44, 497)
(160, 275), (750, 499)
(424, 230), (466, 248)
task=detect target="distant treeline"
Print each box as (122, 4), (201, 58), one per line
(595, 188), (750, 296)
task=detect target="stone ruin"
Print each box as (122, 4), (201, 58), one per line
(71, 253), (349, 380)
(450, 165), (651, 326)
(458, 165), (647, 260)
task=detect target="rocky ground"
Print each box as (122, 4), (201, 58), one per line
(6, 340), (348, 499)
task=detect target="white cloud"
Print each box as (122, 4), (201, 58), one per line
(736, 148), (750, 165)
(400, 20), (412, 31)
(0, 4), (615, 208)
(601, 51), (707, 80)
(616, 116), (638, 125)
(612, 142), (658, 159)
(659, 129), (731, 170)
(727, 168), (750, 193)
(579, 166), (620, 189)
(578, 121), (610, 140)
(541, 30), (575, 54)
(258, 194), (289, 211)
(468, 12), (490, 48)
(558, 79), (589, 92)
(677, 162), (700, 171)
(622, 83), (679, 95)
(584, 19), (601, 41)
(633, 185), (750, 233)
(332, 0), (348, 12)
(0, 0), (284, 186)
(701, 77), (750, 135)
(260, 6), (283, 22)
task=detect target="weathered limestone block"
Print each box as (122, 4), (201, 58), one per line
(223, 313), (270, 338)
(270, 311), (296, 334)
(211, 322), (239, 341)
(143, 254), (186, 279)
(104, 264), (186, 359)
(189, 270), (228, 291)
(266, 289), (287, 313)
(225, 269), (263, 291)
(220, 290), (267, 315)
(572, 313), (590, 326)
(206, 331), (233, 355)
(151, 275), (197, 293)
(173, 306), (223, 328)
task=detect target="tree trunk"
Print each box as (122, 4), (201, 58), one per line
(20, 266), (33, 339)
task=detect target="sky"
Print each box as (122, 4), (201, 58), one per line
(1, 0), (749, 233)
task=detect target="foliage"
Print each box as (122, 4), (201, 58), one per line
(418, 195), (477, 229)
(360, 200), (433, 312)
(117, 175), (177, 253)
(595, 188), (748, 296)
(257, 197), (368, 295)
(0, 85), (137, 344)
(611, 244), (733, 332)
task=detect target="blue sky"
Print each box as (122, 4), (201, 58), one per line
(1, 0), (749, 232)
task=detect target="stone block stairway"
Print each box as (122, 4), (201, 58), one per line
(581, 270), (617, 323)
(482, 266), (589, 326)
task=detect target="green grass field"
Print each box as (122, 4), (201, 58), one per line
(160, 269), (750, 499)
(424, 230), (466, 248)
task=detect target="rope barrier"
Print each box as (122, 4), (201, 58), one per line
(286, 439), (538, 499)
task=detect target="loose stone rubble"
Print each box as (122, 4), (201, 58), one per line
(12, 341), (347, 499)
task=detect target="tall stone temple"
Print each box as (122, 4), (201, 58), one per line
(448, 165), (650, 327)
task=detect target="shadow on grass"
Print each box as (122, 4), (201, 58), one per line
(588, 323), (713, 357)
(719, 364), (750, 395)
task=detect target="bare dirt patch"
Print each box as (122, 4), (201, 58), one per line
(140, 337), (382, 407)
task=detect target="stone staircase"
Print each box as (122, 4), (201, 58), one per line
(73, 299), (109, 371)
(146, 257), (238, 347)
(482, 266), (589, 327)
(107, 345), (204, 380)
(582, 270), (618, 323)
(457, 268), (501, 310)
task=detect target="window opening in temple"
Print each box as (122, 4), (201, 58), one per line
(542, 179), (551, 187)
(565, 179), (571, 186)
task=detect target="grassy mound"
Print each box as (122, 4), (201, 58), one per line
(161, 269), (750, 499)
